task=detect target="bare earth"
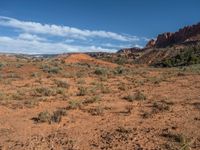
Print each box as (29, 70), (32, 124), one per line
(0, 54), (199, 150)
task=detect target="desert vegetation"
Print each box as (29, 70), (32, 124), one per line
(154, 45), (200, 67)
(0, 53), (199, 149)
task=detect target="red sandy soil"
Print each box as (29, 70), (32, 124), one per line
(0, 54), (199, 150)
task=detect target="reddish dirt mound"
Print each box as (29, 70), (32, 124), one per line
(62, 53), (117, 68)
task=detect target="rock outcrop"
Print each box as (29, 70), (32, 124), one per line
(145, 39), (156, 48)
(146, 22), (200, 48)
(117, 47), (141, 54)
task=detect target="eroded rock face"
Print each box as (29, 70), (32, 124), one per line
(145, 39), (156, 48)
(155, 32), (174, 47)
(146, 22), (200, 48)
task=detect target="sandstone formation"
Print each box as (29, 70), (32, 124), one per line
(145, 39), (156, 48)
(146, 22), (200, 48)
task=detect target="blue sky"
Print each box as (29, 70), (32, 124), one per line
(0, 0), (199, 54)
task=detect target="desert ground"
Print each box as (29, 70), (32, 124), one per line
(0, 53), (199, 150)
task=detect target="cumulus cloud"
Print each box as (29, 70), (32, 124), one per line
(0, 16), (138, 42)
(0, 36), (116, 54)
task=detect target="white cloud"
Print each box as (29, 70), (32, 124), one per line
(0, 16), (150, 54)
(0, 16), (138, 42)
(18, 33), (47, 41)
(100, 43), (132, 48)
(141, 37), (151, 42)
(64, 39), (75, 43)
(0, 36), (116, 54)
(133, 44), (143, 48)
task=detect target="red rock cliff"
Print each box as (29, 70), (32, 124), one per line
(146, 22), (200, 48)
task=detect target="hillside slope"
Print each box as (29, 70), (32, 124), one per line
(117, 22), (200, 67)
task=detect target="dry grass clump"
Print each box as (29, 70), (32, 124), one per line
(77, 86), (87, 96)
(55, 80), (70, 89)
(88, 106), (104, 116)
(33, 109), (67, 123)
(94, 67), (108, 75)
(152, 101), (170, 113)
(41, 65), (61, 74)
(124, 90), (146, 102)
(33, 87), (57, 97)
(68, 100), (82, 109)
(83, 96), (101, 105)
